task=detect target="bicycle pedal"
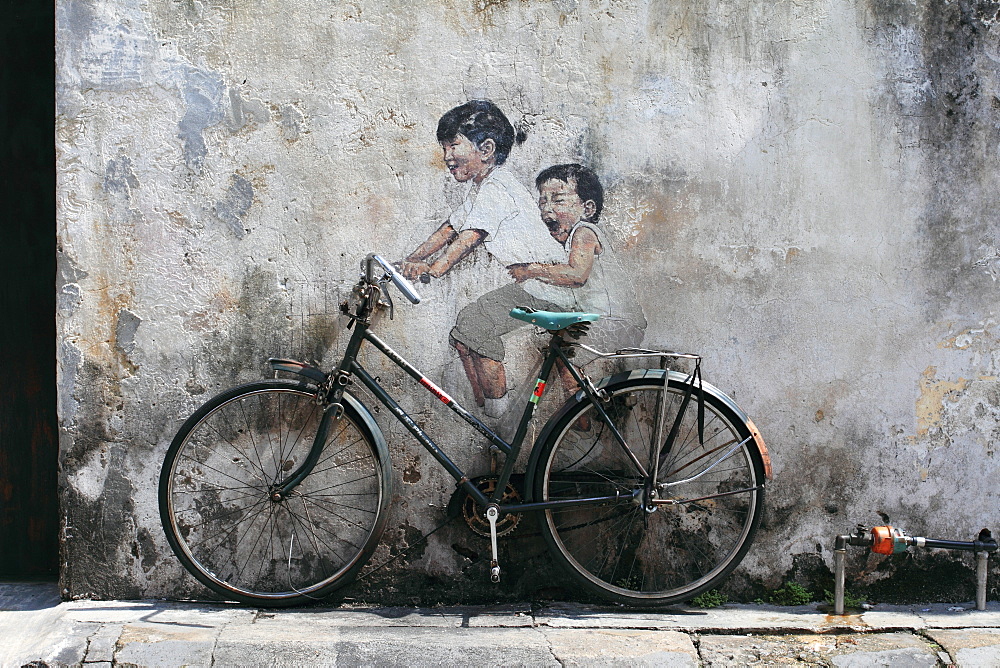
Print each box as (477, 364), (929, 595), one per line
(490, 561), (501, 583)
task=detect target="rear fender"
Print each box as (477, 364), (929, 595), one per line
(524, 369), (772, 501)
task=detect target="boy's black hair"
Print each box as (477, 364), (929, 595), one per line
(436, 100), (525, 166)
(535, 163), (604, 223)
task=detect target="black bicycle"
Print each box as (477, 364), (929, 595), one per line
(159, 254), (772, 607)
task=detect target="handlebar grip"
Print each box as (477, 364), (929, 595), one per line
(372, 254), (421, 304)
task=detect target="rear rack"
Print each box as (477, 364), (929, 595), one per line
(571, 344), (702, 362)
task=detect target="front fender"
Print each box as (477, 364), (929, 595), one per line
(341, 390), (391, 476)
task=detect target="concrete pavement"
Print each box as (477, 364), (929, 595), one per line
(4, 583), (1000, 666)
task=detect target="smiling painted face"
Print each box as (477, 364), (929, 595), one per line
(440, 134), (495, 184)
(537, 178), (595, 244)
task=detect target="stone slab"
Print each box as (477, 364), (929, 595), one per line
(6, 584), (1000, 666)
(113, 622), (221, 668)
(543, 628), (698, 667)
(0, 584), (100, 668)
(83, 623), (124, 663)
(63, 598), (256, 626)
(0, 582), (62, 611)
(698, 632), (940, 667)
(250, 602), (535, 629)
(924, 628), (1000, 668)
(213, 626), (559, 667)
(535, 602), (872, 633)
(916, 603), (1000, 629)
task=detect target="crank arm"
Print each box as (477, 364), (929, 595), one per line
(486, 505), (501, 583)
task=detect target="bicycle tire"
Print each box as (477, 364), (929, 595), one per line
(159, 380), (391, 606)
(532, 369), (765, 605)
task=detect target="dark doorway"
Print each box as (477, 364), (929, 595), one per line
(0, 1), (58, 578)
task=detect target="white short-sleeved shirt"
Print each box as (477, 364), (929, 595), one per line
(452, 168), (569, 303)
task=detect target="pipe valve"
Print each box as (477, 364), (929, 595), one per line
(871, 525), (910, 555)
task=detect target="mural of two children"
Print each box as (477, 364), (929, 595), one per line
(399, 100), (646, 413)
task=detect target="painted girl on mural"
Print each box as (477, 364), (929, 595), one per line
(399, 100), (565, 411)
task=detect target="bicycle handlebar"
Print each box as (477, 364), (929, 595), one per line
(368, 254), (422, 304)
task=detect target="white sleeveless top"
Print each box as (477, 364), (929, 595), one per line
(565, 222), (646, 326)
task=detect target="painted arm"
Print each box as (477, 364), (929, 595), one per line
(508, 226), (601, 288)
(426, 228), (487, 278)
(399, 221), (458, 279)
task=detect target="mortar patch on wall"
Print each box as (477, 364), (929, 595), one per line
(103, 155), (140, 197)
(63, 0), (156, 91)
(114, 308), (141, 359)
(227, 87), (270, 132)
(278, 103), (306, 142)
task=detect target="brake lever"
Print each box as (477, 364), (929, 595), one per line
(378, 279), (395, 320)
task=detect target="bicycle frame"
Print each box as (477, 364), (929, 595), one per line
(268, 276), (651, 516)
(270, 255), (763, 519)
(331, 316), (641, 515)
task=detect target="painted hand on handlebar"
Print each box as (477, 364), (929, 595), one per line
(396, 261), (432, 284)
(397, 260), (430, 281)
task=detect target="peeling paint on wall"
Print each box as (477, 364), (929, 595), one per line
(211, 174), (255, 238)
(178, 67), (226, 173)
(914, 366), (970, 439)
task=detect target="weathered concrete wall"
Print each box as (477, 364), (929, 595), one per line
(56, 0), (1000, 604)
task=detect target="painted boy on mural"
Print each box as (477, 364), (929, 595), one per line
(399, 100), (566, 410)
(509, 163), (647, 369)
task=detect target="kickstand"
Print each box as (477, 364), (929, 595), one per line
(486, 505), (501, 583)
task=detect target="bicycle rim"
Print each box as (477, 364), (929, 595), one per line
(160, 382), (388, 605)
(536, 377), (764, 605)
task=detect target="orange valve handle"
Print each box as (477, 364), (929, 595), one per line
(871, 525), (909, 555)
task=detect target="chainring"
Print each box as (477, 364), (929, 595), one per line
(462, 477), (522, 538)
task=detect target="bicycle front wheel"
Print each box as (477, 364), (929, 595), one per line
(533, 371), (765, 606)
(159, 380), (390, 606)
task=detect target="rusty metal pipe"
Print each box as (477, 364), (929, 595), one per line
(834, 535), (849, 615)
(832, 527), (995, 615)
(977, 551), (989, 611)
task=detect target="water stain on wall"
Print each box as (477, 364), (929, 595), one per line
(211, 174), (255, 238)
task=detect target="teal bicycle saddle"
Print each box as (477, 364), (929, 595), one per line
(509, 307), (600, 330)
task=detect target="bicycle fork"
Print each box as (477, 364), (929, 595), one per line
(270, 398), (344, 501)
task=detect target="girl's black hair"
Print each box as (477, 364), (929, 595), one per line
(436, 100), (526, 166)
(535, 163), (604, 223)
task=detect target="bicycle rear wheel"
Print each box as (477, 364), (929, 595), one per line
(159, 380), (390, 606)
(533, 370), (765, 606)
